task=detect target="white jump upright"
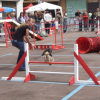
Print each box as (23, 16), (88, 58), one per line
(96, 20), (100, 34)
(74, 44), (79, 83)
(0, 24), (8, 47)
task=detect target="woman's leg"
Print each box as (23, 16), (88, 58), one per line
(12, 40), (25, 70)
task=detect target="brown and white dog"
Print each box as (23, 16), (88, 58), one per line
(41, 48), (54, 65)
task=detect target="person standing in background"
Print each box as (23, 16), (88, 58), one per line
(11, 12), (17, 38)
(95, 8), (100, 28)
(83, 12), (88, 32)
(11, 12), (17, 21)
(91, 12), (96, 31)
(83, 9), (86, 16)
(63, 12), (68, 33)
(88, 11), (92, 27)
(33, 11), (39, 33)
(29, 12), (34, 31)
(17, 12), (25, 24)
(24, 13), (29, 22)
(75, 10), (81, 31)
(79, 14), (83, 31)
(5, 13), (12, 41)
(0, 23), (3, 37)
(55, 10), (62, 34)
(44, 10), (52, 34)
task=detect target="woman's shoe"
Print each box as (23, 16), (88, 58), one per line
(19, 69), (26, 71)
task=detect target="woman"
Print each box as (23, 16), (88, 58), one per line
(24, 13), (29, 22)
(12, 18), (35, 71)
(17, 12), (25, 24)
(55, 11), (62, 34)
(83, 12), (88, 32)
(63, 13), (68, 33)
(5, 13), (12, 41)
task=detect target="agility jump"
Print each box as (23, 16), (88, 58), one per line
(1, 43), (100, 85)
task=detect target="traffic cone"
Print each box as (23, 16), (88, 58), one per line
(49, 28), (53, 36)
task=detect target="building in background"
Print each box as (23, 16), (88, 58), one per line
(23, 0), (59, 7)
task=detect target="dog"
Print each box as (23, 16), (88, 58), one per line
(41, 48), (54, 65)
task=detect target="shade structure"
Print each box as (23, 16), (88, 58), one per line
(23, 3), (33, 13)
(0, 7), (5, 13)
(1, 7), (16, 13)
(76, 37), (100, 54)
(26, 2), (63, 16)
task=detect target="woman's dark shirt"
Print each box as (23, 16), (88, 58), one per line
(13, 25), (30, 41)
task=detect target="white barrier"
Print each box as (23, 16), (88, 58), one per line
(0, 23), (8, 47)
(96, 20), (100, 34)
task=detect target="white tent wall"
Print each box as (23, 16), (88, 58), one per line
(26, 2), (63, 17)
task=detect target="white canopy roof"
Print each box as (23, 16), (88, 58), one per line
(26, 2), (63, 16)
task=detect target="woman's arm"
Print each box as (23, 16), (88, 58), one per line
(25, 29), (35, 50)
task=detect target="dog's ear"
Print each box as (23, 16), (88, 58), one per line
(49, 48), (52, 53)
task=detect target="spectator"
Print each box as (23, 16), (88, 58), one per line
(88, 11), (92, 27)
(83, 12), (88, 32)
(11, 12), (17, 38)
(75, 10), (81, 17)
(33, 11), (39, 33)
(63, 12), (68, 33)
(37, 13), (42, 32)
(91, 12), (96, 31)
(49, 12), (53, 27)
(29, 12), (34, 18)
(55, 10), (62, 34)
(79, 14), (83, 31)
(95, 8), (100, 20)
(17, 12), (25, 24)
(75, 10), (81, 31)
(11, 12), (17, 21)
(5, 13), (12, 41)
(83, 9), (86, 16)
(29, 13), (34, 31)
(44, 10), (52, 34)
(65, 11), (67, 15)
(0, 23), (3, 36)
(95, 8), (100, 28)
(24, 13), (29, 22)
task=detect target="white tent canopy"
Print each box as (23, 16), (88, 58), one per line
(26, 2), (63, 16)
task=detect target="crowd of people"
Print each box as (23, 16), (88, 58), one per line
(0, 7), (100, 40)
(0, 9), (63, 38)
(73, 8), (100, 32)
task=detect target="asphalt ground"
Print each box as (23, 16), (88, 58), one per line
(0, 30), (100, 100)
